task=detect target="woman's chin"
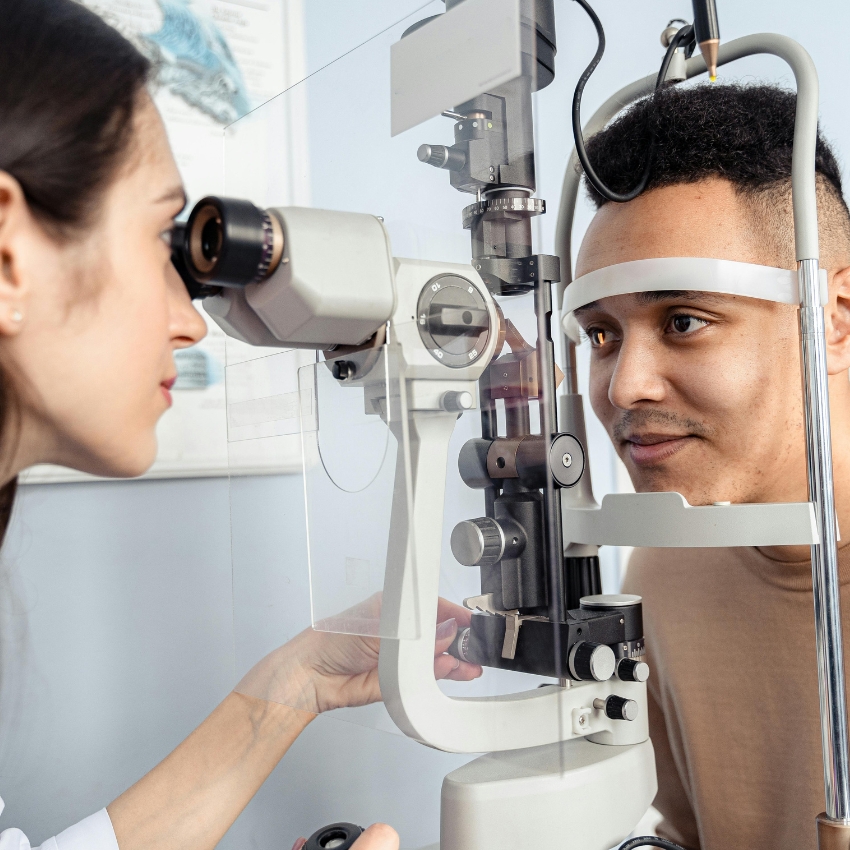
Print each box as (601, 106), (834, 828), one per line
(75, 438), (158, 479)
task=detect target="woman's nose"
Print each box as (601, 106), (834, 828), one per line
(607, 334), (668, 410)
(166, 263), (208, 348)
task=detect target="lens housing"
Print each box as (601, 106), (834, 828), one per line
(185, 196), (284, 287)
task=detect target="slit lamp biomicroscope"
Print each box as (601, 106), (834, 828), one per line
(172, 1), (849, 847)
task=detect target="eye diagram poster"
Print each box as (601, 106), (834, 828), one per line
(23, 0), (310, 483)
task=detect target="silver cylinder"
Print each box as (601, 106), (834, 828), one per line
(799, 257), (850, 821)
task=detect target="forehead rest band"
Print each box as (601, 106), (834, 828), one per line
(561, 257), (828, 337)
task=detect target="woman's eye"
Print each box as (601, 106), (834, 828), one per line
(668, 314), (709, 335)
(159, 226), (175, 247)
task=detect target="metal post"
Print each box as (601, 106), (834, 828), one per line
(799, 257), (850, 822)
(535, 278), (566, 628)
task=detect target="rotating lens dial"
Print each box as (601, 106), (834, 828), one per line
(417, 274), (491, 368)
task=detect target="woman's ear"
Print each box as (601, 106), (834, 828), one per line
(826, 264), (850, 374)
(0, 171), (31, 337)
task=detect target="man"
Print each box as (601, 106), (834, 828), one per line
(571, 83), (850, 850)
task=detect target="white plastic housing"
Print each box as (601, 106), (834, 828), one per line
(245, 207), (396, 346)
(441, 739), (657, 850)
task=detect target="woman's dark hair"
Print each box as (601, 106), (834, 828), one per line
(0, 0), (151, 541)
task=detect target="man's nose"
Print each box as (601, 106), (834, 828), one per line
(607, 333), (668, 410)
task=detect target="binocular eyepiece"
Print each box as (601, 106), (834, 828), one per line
(171, 196), (284, 299)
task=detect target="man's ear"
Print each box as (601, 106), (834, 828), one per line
(826, 264), (850, 374)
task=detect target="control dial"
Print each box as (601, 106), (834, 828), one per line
(451, 517), (504, 567)
(417, 274), (491, 368)
(568, 641), (616, 682)
(593, 695), (639, 722)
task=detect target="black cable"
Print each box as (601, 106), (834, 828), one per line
(571, 0), (694, 202)
(620, 837), (688, 850)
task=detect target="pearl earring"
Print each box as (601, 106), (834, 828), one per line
(10, 310), (22, 324)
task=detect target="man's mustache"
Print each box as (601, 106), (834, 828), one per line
(611, 408), (711, 442)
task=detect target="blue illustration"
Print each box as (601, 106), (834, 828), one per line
(142, 0), (251, 125)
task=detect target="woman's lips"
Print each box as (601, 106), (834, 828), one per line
(625, 434), (695, 466)
(161, 377), (176, 407)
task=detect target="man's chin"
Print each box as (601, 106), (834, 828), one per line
(632, 480), (720, 506)
(625, 462), (724, 506)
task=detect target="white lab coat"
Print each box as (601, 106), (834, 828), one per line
(0, 799), (118, 850)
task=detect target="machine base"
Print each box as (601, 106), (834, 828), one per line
(440, 738), (656, 850)
(817, 813), (850, 850)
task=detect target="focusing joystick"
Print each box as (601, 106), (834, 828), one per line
(304, 823), (364, 850)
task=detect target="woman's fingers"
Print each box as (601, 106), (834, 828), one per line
(433, 653), (482, 681)
(437, 597), (473, 627)
(291, 839), (306, 850)
(351, 823), (400, 850)
(433, 615), (483, 681)
(434, 617), (458, 655)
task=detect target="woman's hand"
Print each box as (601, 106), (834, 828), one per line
(236, 596), (483, 714)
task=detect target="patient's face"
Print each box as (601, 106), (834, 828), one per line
(574, 178), (806, 506)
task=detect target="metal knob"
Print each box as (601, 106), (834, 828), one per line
(450, 517), (505, 567)
(617, 657), (650, 683)
(568, 641), (616, 682)
(442, 390), (474, 412)
(593, 695), (639, 722)
(417, 144), (465, 171)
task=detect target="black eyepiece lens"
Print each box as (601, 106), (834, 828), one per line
(201, 218), (222, 262)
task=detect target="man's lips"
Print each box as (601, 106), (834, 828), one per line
(622, 433), (697, 466)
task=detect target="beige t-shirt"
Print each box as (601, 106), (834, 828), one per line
(623, 544), (850, 850)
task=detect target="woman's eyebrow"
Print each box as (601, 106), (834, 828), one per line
(154, 185), (188, 209)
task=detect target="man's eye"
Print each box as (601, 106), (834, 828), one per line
(586, 327), (614, 347)
(668, 314), (709, 335)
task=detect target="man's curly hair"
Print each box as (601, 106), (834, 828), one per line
(582, 84), (850, 267)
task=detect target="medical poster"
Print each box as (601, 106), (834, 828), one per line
(22, 0), (310, 483)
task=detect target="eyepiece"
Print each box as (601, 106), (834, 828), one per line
(184, 196), (284, 287)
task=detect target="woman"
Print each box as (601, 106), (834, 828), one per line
(0, 2), (483, 848)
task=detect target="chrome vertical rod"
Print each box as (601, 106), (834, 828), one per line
(799, 257), (850, 821)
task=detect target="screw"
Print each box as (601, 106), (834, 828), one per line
(489, 176), (495, 181)
(578, 715), (586, 726)
(489, 166), (495, 172)
(562, 453), (573, 468)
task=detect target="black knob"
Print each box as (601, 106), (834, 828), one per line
(617, 657), (650, 683)
(594, 695), (639, 722)
(305, 823), (364, 850)
(568, 641), (616, 681)
(332, 360), (357, 381)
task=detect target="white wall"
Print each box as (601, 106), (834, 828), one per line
(2, 0), (849, 846)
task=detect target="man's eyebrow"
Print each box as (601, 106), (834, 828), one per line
(573, 290), (729, 316)
(634, 289), (728, 305)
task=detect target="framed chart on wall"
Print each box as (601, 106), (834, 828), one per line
(22, 0), (311, 484)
